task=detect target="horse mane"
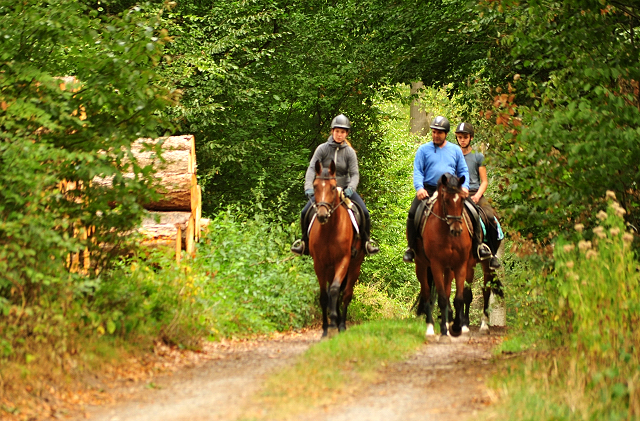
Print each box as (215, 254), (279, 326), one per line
(437, 172), (463, 193)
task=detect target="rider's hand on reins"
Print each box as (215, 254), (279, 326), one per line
(416, 188), (429, 201)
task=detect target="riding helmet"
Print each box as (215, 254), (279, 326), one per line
(330, 114), (351, 130)
(455, 122), (475, 136)
(429, 116), (450, 133)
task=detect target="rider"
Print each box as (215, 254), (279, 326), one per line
(402, 115), (493, 263)
(455, 122), (501, 270)
(290, 114), (379, 256)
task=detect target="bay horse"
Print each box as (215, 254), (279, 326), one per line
(414, 173), (471, 338)
(461, 224), (504, 335)
(308, 159), (365, 337)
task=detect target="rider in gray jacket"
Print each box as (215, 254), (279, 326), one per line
(291, 114), (379, 256)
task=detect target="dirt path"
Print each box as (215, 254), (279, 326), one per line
(69, 327), (504, 421)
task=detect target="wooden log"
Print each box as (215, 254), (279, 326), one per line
(139, 211), (192, 240)
(195, 185), (202, 242)
(130, 135), (195, 174)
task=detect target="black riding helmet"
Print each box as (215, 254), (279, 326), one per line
(429, 116), (450, 133)
(331, 114), (351, 130)
(455, 122), (475, 136)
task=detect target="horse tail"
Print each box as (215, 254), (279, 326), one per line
(412, 293), (429, 316)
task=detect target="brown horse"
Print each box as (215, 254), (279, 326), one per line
(414, 173), (471, 338)
(461, 227), (503, 335)
(308, 160), (365, 337)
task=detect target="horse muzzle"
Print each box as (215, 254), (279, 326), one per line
(317, 211), (329, 224)
(450, 223), (463, 237)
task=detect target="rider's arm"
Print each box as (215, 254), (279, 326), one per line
(346, 148), (360, 191)
(475, 165), (488, 199)
(413, 146), (428, 199)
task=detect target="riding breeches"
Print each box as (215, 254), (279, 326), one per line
(300, 192), (372, 241)
(406, 185), (437, 250)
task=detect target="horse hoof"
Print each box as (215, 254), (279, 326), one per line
(425, 324), (435, 337)
(479, 321), (490, 335)
(338, 324), (346, 332)
(437, 334), (452, 344)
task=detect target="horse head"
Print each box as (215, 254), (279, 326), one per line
(313, 159), (338, 224)
(437, 173), (466, 237)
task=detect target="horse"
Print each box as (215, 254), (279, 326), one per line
(461, 218), (504, 335)
(308, 159), (365, 337)
(414, 173), (472, 338)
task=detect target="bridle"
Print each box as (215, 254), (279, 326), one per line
(430, 188), (463, 227)
(312, 174), (344, 219)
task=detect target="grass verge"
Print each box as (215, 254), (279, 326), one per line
(241, 318), (425, 420)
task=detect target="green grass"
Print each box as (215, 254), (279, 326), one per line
(243, 318), (425, 420)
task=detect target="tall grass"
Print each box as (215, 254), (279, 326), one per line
(486, 192), (640, 420)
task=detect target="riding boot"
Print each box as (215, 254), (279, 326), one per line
(403, 216), (417, 263)
(362, 216), (379, 256)
(290, 214), (310, 256)
(473, 214), (492, 261)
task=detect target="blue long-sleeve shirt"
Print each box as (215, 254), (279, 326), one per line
(413, 141), (469, 191)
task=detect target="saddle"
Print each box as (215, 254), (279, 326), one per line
(413, 192), (474, 238)
(303, 188), (363, 255)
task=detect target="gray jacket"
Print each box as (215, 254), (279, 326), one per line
(304, 136), (359, 192)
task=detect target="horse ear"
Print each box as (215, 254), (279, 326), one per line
(329, 159), (336, 175)
(459, 175), (465, 186)
(315, 160), (322, 175)
(440, 174), (448, 187)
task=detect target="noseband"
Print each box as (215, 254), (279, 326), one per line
(312, 174), (343, 218)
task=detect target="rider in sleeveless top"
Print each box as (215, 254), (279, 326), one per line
(290, 114), (379, 256)
(455, 122), (501, 270)
(403, 115), (493, 264)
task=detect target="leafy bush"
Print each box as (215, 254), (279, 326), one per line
(488, 192), (640, 419)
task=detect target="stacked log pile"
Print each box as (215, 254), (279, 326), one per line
(77, 135), (202, 266)
(132, 135), (202, 260)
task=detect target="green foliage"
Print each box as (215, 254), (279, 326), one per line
(194, 211), (318, 338)
(156, 0), (402, 218)
(491, 193), (640, 420)
(0, 1), (174, 309)
(481, 0), (640, 239)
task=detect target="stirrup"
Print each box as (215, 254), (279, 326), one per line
(403, 248), (415, 263)
(477, 244), (492, 261)
(365, 240), (380, 256)
(290, 239), (305, 256)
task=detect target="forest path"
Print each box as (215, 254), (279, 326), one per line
(69, 326), (504, 421)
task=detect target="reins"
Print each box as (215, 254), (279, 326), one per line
(312, 174), (345, 219)
(430, 189), (463, 226)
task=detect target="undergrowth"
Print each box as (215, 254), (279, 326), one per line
(486, 192), (640, 420)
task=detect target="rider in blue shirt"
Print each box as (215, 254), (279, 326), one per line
(403, 116), (492, 263)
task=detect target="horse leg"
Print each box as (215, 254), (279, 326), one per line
(450, 265), (468, 337)
(320, 285), (329, 337)
(415, 258), (435, 337)
(431, 264), (450, 337)
(479, 266), (492, 335)
(340, 255), (363, 332)
(462, 259), (475, 334)
(329, 262), (348, 329)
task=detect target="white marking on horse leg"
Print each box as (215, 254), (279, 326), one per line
(461, 325), (470, 334)
(480, 314), (490, 334)
(426, 324), (435, 337)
